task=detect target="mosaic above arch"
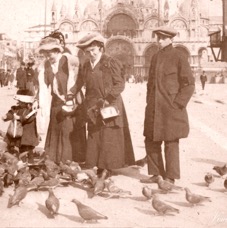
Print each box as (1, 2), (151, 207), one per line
(80, 20), (98, 31)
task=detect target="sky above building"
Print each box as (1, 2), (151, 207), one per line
(0, 0), (222, 41)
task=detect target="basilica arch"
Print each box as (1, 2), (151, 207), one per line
(103, 9), (139, 38)
(106, 38), (135, 75)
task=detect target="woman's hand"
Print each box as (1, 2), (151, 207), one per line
(13, 113), (20, 120)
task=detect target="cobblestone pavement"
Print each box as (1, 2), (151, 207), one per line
(0, 83), (227, 228)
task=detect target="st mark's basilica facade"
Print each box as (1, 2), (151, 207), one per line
(24, 0), (223, 79)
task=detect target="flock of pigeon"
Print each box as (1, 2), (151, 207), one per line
(0, 150), (227, 223)
(142, 163), (227, 216)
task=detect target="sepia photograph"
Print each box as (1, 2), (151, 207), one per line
(0, 0), (226, 227)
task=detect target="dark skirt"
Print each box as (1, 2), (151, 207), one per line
(44, 95), (86, 164)
(85, 125), (135, 170)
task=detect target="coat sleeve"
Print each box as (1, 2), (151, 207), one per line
(174, 54), (195, 108)
(104, 58), (125, 103)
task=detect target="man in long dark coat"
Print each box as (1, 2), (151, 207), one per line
(141, 26), (195, 184)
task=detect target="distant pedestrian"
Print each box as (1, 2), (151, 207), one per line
(0, 69), (5, 87)
(16, 62), (27, 90)
(26, 62), (35, 95)
(200, 71), (207, 90)
(7, 69), (14, 89)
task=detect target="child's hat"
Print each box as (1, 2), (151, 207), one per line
(14, 89), (35, 103)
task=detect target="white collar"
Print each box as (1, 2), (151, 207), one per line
(90, 52), (102, 69)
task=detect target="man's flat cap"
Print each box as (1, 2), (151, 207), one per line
(153, 26), (177, 38)
(76, 32), (106, 49)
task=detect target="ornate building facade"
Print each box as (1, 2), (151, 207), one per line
(24, 0), (223, 78)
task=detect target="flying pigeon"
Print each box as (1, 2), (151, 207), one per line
(152, 194), (179, 215)
(45, 188), (60, 216)
(184, 187), (212, 206)
(71, 198), (108, 222)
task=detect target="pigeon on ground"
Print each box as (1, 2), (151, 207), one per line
(105, 178), (131, 195)
(7, 180), (28, 208)
(152, 194), (179, 215)
(71, 198), (108, 222)
(59, 161), (78, 180)
(103, 178), (131, 199)
(142, 186), (154, 200)
(93, 169), (109, 196)
(213, 164), (227, 177)
(14, 166), (32, 187)
(44, 155), (60, 178)
(37, 178), (60, 189)
(157, 176), (183, 192)
(184, 187), (212, 206)
(45, 188), (60, 216)
(204, 173), (215, 187)
(135, 156), (147, 167)
(65, 160), (81, 172)
(224, 178), (227, 190)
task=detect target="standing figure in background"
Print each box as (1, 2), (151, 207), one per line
(141, 26), (195, 184)
(36, 33), (86, 164)
(7, 69), (15, 89)
(16, 62), (27, 90)
(70, 32), (135, 175)
(26, 62), (36, 95)
(200, 71), (207, 90)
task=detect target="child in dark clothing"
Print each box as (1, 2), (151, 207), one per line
(2, 89), (39, 163)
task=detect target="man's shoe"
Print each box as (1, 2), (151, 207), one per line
(140, 175), (159, 184)
(164, 178), (175, 184)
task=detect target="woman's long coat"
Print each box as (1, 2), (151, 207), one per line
(144, 44), (195, 141)
(71, 54), (135, 168)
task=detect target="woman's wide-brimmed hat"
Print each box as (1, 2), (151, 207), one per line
(36, 37), (64, 53)
(153, 26), (177, 38)
(76, 32), (106, 49)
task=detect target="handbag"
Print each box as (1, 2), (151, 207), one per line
(7, 119), (23, 138)
(100, 105), (120, 120)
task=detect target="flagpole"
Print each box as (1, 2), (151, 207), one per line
(44, 0), (47, 36)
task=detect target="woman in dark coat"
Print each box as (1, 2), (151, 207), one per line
(70, 32), (135, 173)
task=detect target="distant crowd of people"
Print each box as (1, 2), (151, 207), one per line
(0, 69), (14, 89)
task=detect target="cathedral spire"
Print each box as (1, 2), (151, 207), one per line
(60, 1), (67, 18)
(51, 0), (57, 29)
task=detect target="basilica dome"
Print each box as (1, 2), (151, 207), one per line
(178, 0), (209, 19)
